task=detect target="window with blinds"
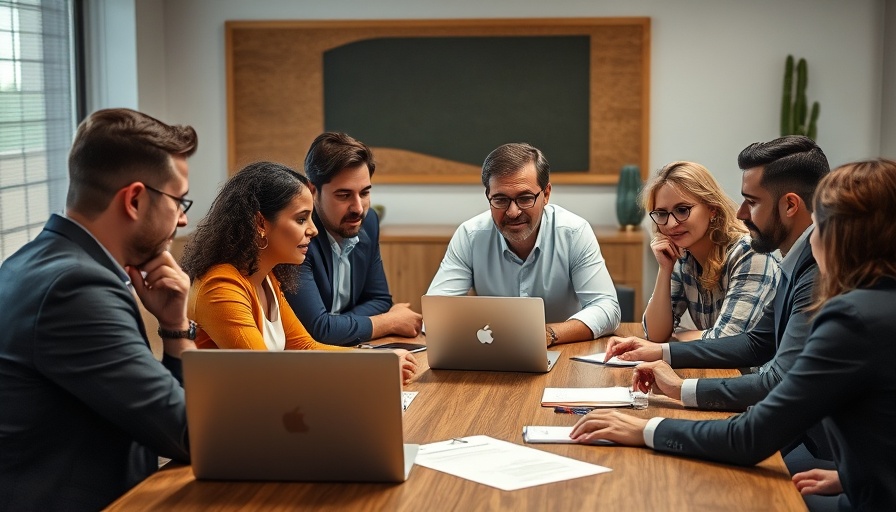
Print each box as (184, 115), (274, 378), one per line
(0, 0), (76, 261)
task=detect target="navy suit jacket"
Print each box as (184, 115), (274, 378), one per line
(285, 209), (392, 346)
(669, 238), (818, 411)
(0, 215), (189, 511)
(653, 278), (896, 511)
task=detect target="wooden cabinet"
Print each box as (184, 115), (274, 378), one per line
(379, 225), (459, 314)
(380, 224), (645, 317)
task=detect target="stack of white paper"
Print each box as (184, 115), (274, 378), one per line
(541, 386), (634, 407)
(571, 352), (643, 367)
(522, 426), (614, 445)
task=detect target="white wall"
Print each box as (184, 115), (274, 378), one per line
(135, 0), (166, 117)
(129, 0), (886, 231)
(882, 0), (896, 158)
(83, 0), (138, 110)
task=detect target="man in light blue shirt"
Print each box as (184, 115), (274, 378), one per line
(426, 142), (620, 346)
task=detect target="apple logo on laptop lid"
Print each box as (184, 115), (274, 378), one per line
(282, 406), (309, 433)
(476, 324), (494, 344)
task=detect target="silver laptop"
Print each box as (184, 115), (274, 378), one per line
(182, 350), (417, 482)
(421, 295), (560, 373)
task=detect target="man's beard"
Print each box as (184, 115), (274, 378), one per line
(745, 212), (787, 254)
(499, 213), (537, 244)
(133, 225), (177, 267)
(331, 211), (365, 239)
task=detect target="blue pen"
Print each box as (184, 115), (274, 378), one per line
(553, 406), (596, 415)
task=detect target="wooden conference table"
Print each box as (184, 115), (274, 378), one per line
(107, 324), (806, 511)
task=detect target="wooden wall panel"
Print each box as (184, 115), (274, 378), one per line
(226, 18), (650, 184)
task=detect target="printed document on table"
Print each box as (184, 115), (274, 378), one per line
(415, 435), (611, 491)
(541, 386), (634, 407)
(571, 352), (643, 367)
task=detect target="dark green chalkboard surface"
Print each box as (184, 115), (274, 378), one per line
(324, 36), (590, 172)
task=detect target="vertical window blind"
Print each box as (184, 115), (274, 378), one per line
(0, 0), (76, 261)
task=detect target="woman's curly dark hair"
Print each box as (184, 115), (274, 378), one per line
(181, 161), (310, 293)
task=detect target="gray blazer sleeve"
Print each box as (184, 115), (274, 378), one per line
(652, 294), (870, 466)
(654, 286), (896, 510)
(691, 269), (815, 411)
(35, 268), (190, 461)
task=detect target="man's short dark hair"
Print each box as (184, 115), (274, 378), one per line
(303, 132), (375, 190)
(737, 135), (829, 211)
(67, 108), (198, 216)
(481, 143), (550, 195)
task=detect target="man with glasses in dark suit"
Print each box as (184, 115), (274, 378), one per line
(0, 108), (198, 511)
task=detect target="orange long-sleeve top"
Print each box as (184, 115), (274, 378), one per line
(188, 263), (345, 351)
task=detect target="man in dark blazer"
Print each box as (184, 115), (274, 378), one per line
(285, 133), (422, 346)
(605, 136), (830, 452)
(0, 109), (198, 511)
(572, 159), (896, 511)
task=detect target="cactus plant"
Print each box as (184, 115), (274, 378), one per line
(615, 164), (644, 228)
(780, 55), (820, 140)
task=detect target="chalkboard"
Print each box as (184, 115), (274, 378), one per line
(324, 36), (590, 172)
(226, 18), (650, 184)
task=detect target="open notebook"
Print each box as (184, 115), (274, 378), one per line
(541, 387), (635, 407)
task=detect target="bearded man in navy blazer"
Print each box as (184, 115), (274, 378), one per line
(285, 133), (422, 346)
(0, 109), (198, 511)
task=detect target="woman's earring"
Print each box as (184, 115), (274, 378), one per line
(257, 232), (269, 250)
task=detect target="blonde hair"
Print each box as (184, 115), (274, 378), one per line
(810, 159), (896, 312)
(642, 161), (747, 289)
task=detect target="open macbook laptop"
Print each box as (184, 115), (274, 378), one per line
(182, 350), (417, 482)
(421, 295), (560, 373)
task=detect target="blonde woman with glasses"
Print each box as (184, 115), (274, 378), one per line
(571, 159), (896, 511)
(641, 161), (779, 341)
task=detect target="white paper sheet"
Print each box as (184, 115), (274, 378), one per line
(541, 386), (634, 407)
(402, 391), (418, 411)
(571, 352), (643, 367)
(415, 435), (611, 491)
(522, 426), (614, 445)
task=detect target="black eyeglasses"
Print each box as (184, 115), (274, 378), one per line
(144, 184), (193, 213)
(487, 189), (544, 210)
(649, 205), (694, 225)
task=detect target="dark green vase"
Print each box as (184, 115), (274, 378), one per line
(615, 164), (644, 228)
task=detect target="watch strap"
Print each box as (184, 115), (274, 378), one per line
(158, 320), (197, 340)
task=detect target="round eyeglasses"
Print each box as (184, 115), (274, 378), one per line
(649, 205), (694, 225)
(487, 189), (544, 210)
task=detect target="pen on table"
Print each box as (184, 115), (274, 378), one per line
(553, 406), (596, 415)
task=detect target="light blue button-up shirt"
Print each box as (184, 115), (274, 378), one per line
(325, 230), (359, 314)
(426, 204), (620, 337)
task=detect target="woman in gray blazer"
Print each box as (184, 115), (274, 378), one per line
(570, 159), (896, 511)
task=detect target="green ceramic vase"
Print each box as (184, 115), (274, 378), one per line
(615, 164), (644, 229)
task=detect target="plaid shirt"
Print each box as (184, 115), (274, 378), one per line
(644, 235), (780, 339)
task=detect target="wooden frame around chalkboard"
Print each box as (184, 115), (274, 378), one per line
(226, 18), (650, 184)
